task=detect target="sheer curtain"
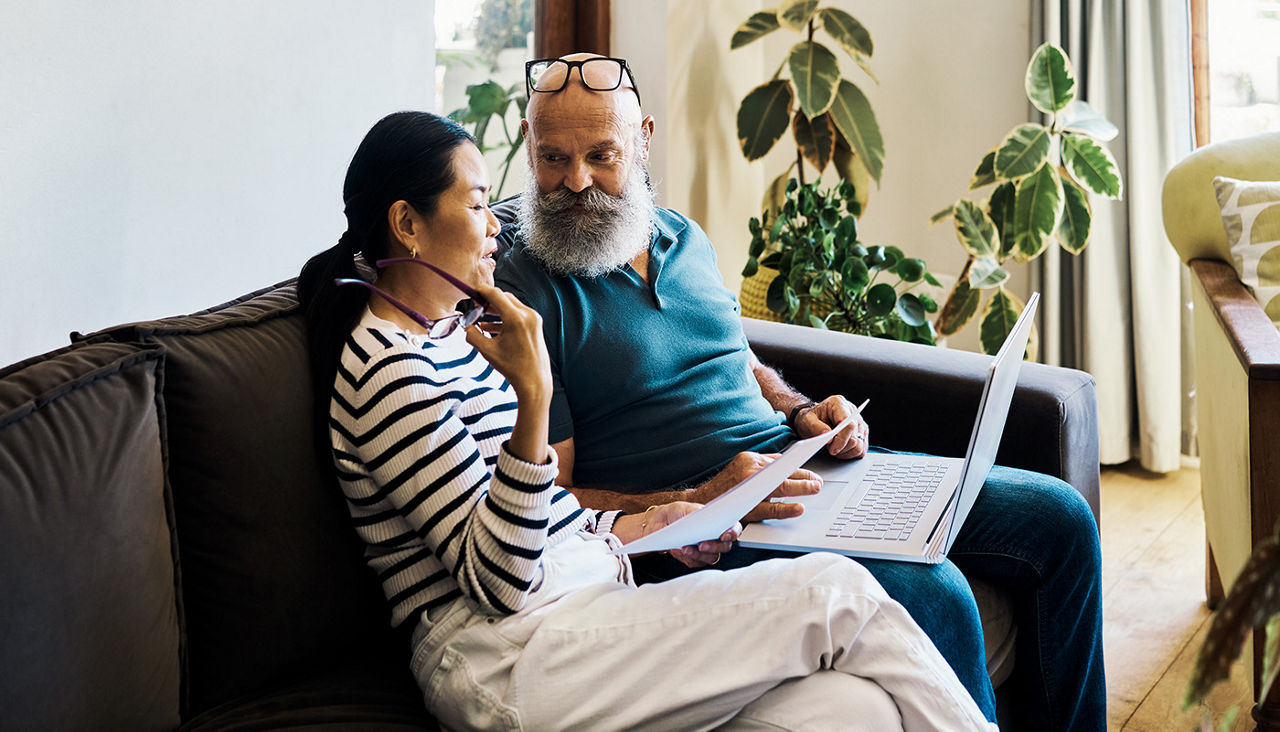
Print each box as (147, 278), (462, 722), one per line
(1031, 0), (1196, 472)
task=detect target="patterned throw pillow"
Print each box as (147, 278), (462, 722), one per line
(1214, 175), (1280, 327)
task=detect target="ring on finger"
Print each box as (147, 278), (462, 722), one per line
(711, 553), (722, 565)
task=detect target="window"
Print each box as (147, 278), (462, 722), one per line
(434, 0), (534, 200)
(1208, 0), (1280, 143)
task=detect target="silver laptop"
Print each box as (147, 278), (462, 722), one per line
(739, 293), (1040, 564)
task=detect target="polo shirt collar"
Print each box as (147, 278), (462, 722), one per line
(645, 210), (687, 310)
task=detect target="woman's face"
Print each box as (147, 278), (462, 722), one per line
(422, 142), (501, 290)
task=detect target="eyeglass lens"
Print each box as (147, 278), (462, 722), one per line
(529, 59), (626, 93)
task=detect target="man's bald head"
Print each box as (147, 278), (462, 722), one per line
(525, 53), (644, 129)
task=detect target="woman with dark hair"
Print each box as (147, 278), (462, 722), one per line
(298, 111), (994, 731)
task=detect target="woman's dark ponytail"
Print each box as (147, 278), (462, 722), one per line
(297, 111), (474, 436)
(298, 230), (366, 398)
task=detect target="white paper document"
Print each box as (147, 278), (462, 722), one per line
(611, 418), (854, 555)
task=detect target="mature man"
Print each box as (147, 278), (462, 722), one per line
(495, 53), (1104, 730)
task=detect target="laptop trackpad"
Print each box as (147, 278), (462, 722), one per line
(791, 480), (847, 511)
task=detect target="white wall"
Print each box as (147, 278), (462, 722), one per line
(0, 1), (436, 366)
(616, 0), (1032, 352)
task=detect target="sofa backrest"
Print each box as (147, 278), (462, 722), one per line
(0, 340), (181, 730)
(84, 281), (401, 717)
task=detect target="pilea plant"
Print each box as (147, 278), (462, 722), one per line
(748, 178), (941, 344)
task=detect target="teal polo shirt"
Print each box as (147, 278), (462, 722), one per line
(494, 207), (793, 491)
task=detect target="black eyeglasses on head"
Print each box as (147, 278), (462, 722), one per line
(525, 57), (641, 105)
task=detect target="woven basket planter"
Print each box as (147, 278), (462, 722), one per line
(739, 266), (834, 323)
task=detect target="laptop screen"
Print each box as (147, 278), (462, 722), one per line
(942, 292), (1040, 551)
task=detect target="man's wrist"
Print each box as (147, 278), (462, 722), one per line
(787, 401), (818, 430)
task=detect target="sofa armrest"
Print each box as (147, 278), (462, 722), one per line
(742, 318), (1101, 522)
(1190, 259), (1280, 378)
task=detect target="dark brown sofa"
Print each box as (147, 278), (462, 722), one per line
(0, 279), (1099, 730)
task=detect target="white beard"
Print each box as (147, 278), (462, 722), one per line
(519, 156), (656, 278)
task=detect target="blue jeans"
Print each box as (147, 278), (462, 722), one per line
(631, 463), (1105, 730)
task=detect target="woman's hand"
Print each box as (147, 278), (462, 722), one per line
(615, 501), (741, 569)
(465, 284), (552, 405)
(465, 284), (552, 465)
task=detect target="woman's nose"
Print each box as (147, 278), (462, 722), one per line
(485, 205), (501, 237)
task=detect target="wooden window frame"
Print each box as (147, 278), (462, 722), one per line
(534, 0), (610, 59)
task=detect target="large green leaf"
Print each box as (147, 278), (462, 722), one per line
(789, 41), (841, 118)
(778, 0), (819, 30)
(952, 199), (998, 257)
(793, 112), (835, 174)
(1025, 43), (1076, 113)
(737, 80), (794, 161)
(994, 124), (1051, 180)
(832, 138), (871, 213)
(1058, 99), (1119, 141)
(1061, 133), (1123, 199)
(1012, 162), (1064, 260)
(1057, 174), (1092, 254)
(987, 181), (1018, 258)
(818, 8), (873, 58)
(465, 80), (509, 118)
(827, 80), (884, 184)
(970, 148), (997, 189)
(730, 10), (780, 50)
(936, 264), (981, 337)
(968, 256), (1010, 289)
(980, 288), (1022, 356)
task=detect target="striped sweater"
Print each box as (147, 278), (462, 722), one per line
(330, 309), (622, 625)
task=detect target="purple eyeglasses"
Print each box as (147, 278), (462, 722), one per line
(335, 258), (495, 339)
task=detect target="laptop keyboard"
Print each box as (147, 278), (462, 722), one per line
(825, 463), (949, 542)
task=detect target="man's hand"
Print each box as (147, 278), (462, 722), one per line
(795, 395), (869, 459)
(695, 452), (822, 524)
(638, 501), (740, 569)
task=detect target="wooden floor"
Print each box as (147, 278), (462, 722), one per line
(1102, 460), (1253, 731)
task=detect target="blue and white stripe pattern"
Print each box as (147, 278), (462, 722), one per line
(330, 309), (621, 624)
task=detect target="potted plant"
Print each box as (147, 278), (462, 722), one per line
(745, 178), (941, 344)
(931, 43), (1123, 355)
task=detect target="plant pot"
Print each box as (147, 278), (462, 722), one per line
(739, 266), (784, 322)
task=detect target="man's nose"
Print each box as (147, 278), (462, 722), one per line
(563, 160), (592, 193)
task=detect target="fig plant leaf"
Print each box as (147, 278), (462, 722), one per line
(789, 41), (841, 119)
(730, 10), (781, 50)
(827, 79), (884, 183)
(738, 80), (795, 161)
(1025, 42), (1076, 113)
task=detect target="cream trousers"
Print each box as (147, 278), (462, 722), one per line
(410, 535), (995, 731)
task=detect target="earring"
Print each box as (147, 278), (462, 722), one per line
(409, 245), (418, 259)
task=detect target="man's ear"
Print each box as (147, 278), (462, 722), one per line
(637, 115), (656, 163)
(520, 118), (530, 140)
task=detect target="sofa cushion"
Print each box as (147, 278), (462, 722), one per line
(180, 659), (435, 731)
(0, 340), (180, 730)
(1214, 175), (1280, 326)
(83, 282), (407, 717)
